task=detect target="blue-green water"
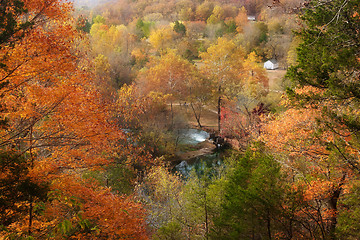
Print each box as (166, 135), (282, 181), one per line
(173, 129), (225, 176)
(174, 153), (222, 177)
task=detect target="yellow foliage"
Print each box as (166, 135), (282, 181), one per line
(148, 27), (173, 52)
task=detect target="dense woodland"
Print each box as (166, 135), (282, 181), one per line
(0, 0), (360, 239)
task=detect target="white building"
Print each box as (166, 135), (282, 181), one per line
(264, 59), (279, 70)
(247, 16), (256, 21)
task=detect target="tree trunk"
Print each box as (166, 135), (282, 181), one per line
(170, 101), (174, 129)
(28, 125), (34, 236)
(205, 191), (208, 240)
(328, 188), (341, 239)
(190, 102), (202, 128)
(328, 174), (346, 239)
(217, 96), (221, 133)
(267, 208), (272, 240)
(217, 85), (221, 134)
(28, 196), (33, 235)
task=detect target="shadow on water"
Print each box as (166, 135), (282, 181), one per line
(174, 152), (223, 178)
(124, 127), (226, 177)
(173, 128), (229, 177)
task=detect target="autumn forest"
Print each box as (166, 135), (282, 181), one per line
(0, 0), (359, 239)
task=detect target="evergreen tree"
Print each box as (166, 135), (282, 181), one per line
(212, 145), (296, 239)
(0, 0), (33, 49)
(173, 21), (186, 36)
(0, 150), (49, 228)
(0, 0), (33, 72)
(285, 1), (360, 237)
(287, 0), (360, 134)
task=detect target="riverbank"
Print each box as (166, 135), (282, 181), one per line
(176, 139), (216, 162)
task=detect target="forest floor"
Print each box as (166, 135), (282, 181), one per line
(170, 103), (218, 130)
(171, 69), (287, 162)
(175, 69), (287, 130)
(183, 106), (218, 130)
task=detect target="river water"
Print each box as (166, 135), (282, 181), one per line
(177, 128), (210, 145)
(174, 129), (222, 176)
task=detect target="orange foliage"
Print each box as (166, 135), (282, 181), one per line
(136, 50), (196, 100)
(261, 90), (358, 237)
(47, 177), (149, 239)
(116, 84), (170, 126)
(0, 0), (133, 177)
(0, 0), (150, 237)
(4, 176), (149, 239)
(262, 107), (330, 158)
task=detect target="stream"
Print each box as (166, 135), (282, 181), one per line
(174, 129), (223, 176)
(177, 129), (210, 145)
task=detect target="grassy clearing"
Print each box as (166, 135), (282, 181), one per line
(169, 70), (287, 130)
(173, 104), (218, 130)
(267, 69), (287, 91)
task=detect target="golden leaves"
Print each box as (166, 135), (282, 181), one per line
(137, 50), (196, 99)
(148, 27), (173, 52)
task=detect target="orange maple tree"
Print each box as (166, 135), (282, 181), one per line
(0, 0), (149, 238)
(261, 87), (358, 238)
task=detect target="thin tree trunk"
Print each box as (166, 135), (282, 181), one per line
(329, 173), (346, 239)
(170, 101), (174, 128)
(28, 126), (34, 236)
(205, 190), (208, 240)
(217, 86), (221, 134)
(267, 208), (272, 240)
(28, 196), (33, 235)
(190, 102), (202, 128)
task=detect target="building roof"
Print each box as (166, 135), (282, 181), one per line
(266, 59), (278, 64)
